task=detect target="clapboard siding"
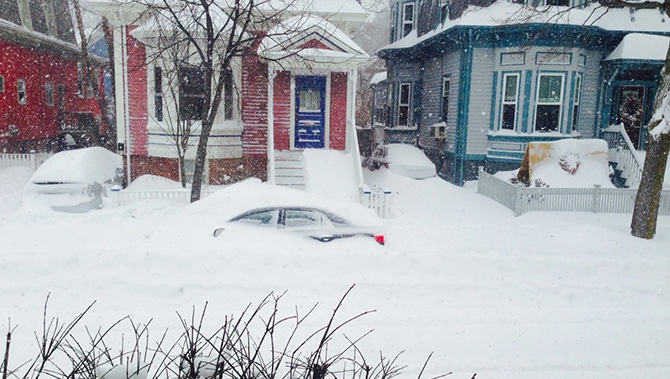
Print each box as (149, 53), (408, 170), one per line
(466, 48), (494, 155)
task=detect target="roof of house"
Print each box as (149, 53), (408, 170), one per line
(605, 33), (670, 62)
(382, 1), (670, 51)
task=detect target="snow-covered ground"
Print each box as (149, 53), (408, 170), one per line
(0, 148), (669, 379)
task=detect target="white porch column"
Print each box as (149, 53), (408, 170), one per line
(267, 65), (277, 184)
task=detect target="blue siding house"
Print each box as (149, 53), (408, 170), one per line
(375, 0), (670, 185)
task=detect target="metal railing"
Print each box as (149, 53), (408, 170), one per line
(477, 168), (670, 217)
(601, 124), (643, 188)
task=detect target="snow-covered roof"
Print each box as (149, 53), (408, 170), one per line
(383, 1), (670, 51)
(258, 14), (368, 68)
(85, 0), (367, 32)
(370, 71), (387, 85)
(605, 33), (670, 62)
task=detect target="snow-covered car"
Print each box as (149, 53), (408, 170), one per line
(214, 206), (385, 245)
(22, 147), (123, 212)
(184, 179), (384, 245)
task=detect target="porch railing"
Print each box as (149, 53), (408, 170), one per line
(477, 168), (670, 217)
(601, 123), (644, 188)
(360, 185), (393, 219)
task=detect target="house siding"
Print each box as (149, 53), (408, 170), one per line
(0, 39), (103, 153)
(329, 72), (347, 150)
(418, 51), (461, 153)
(241, 48), (268, 157)
(466, 47), (493, 156)
(273, 71), (291, 150)
(577, 50), (603, 137)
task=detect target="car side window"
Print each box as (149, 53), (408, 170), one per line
(232, 209), (279, 226)
(283, 209), (333, 228)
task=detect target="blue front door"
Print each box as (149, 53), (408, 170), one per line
(295, 75), (326, 149)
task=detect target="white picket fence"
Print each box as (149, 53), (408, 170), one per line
(477, 168), (670, 217)
(0, 152), (48, 170)
(110, 186), (393, 218)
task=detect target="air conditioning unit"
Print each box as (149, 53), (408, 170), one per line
(431, 124), (446, 140)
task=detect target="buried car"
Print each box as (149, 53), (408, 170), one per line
(188, 179), (384, 245)
(214, 206), (385, 245)
(22, 147), (123, 212)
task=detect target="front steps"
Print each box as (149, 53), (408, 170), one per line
(274, 150), (305, 190)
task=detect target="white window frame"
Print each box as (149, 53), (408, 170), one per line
(500, 73), (520, 130)
(45, 81), (54, 106)
(17, 79), (27, 105)
(572, 73), (582, 131)
(401, 2), (415, 38)
(397, 82), (411, 127)
(534, 73), (565, 132)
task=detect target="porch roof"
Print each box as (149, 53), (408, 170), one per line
(258, 15), (368, 70)
(605, 33), (670, 62)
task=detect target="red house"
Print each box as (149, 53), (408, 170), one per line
(87, 0), (369, 188)
(0, 0), (106, 153)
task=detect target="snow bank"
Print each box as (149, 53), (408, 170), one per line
(385, 144), (436, 180)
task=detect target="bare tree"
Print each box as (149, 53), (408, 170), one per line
(622, 1), (670, 239)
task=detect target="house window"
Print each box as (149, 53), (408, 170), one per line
(76, 62), (84, 96)
(535, 73), (564, 132)
(501, 73), (519, 130)
(154, 67), (163, 122)
(572, 73), (582, 131)
(441, 77), (450, 123)
(179, 65), (205, 121)
(0, 75), (4, 93)
(402, 3), (414, 38)
(373, 86), (388, 126)
(17, 79), (27, 105)
(223, 68), (233, 120)
(398, 82), (411, 127)
(45, 82), (54, 106)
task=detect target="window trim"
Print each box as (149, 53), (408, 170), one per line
(397, 82), (411, 127)
(534, 72), (565, 133)
(17, 79), (27, 105)
(571, 72), (582, 131)
(500, 72), (520, 131)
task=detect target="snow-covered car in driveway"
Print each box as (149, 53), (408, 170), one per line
(214, 206), (385, 245)
(22, 147), (123, 212)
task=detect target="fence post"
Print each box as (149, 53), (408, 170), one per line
(592, 184), (601, 213)
(110, 185), (121, 208)
(383, 189), (392, 219)
(514, 184), (523, 217)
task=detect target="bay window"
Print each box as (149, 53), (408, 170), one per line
(398, 82), (411, 127)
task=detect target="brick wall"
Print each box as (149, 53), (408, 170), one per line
(126, 26), (148, 157)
